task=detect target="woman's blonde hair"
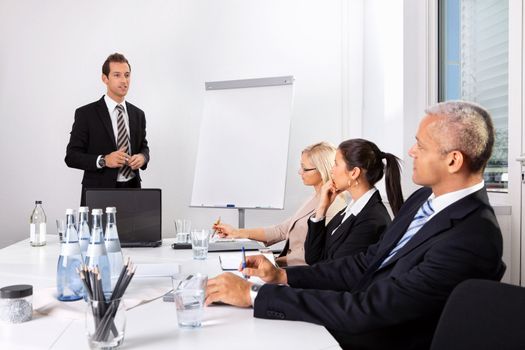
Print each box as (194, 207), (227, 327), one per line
(302, 142), (337, 184)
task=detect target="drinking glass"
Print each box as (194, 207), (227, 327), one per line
(172, 274), (207, 328)
(191, 229), (210, 260)
(174, 219), (192, 244)
(85, 297), (126, 349)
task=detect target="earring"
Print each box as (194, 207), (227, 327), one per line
(354, 179), (359, 187)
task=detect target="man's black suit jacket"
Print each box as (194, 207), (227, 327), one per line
(65, 96), (150, 201)
(304, 191), (390, 265)
(253, 187), (503, 350)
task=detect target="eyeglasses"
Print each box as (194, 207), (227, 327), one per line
(299, 167), (317, 173)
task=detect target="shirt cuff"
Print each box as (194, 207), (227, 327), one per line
(249, 284), (262, 306)
(310, 214), (325, 223)
(96, 155), (102, 169)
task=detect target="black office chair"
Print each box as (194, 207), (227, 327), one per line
(430, 278), (525, 350)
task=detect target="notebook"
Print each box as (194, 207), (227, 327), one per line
(85, 188), (162, 247)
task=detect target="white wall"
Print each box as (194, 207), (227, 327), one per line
(360, 0), (428, 200)
(0, 0), (346, 248)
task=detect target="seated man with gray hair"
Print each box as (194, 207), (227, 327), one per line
(206, 101), (504, 350)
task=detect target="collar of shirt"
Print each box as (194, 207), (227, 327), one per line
(427, 180), (485, 219)
(104, 94), (127, 115)
(340, 187), (378, 224)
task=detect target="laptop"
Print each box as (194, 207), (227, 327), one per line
(85, 188), (162, 247)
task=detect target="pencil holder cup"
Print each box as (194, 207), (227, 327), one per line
(85, 297), (126, 349)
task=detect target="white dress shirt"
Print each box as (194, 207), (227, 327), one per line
(427, 180), (485, 220)
(311, 188), (378, 235)
(337, 188), (378, 229)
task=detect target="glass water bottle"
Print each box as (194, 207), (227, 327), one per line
(104, 207), (124, 291)
(85, 209), (111, 296)
(56, 209), (83, 301)
(78, 206), (90, 256)
(30, 201), (47, 246)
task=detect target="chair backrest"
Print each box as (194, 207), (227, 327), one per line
(494, 261), (507, 280)
(430, 279), (525, 350)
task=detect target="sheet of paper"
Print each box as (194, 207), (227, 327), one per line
(219, 251), (275, 270)
(134, 263), (180, 277)
(210, 237), (252, 243)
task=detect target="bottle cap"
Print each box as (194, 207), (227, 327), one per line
(35, 201), (42, 204)
(92, 209), (103, 215)
(78, 206), (89, 213)
(106, 207), (117, 213)
(0, 284), (33, 299)
(65, 209), (74, 215)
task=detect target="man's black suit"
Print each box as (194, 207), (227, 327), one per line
(65, 96), (150, 205)
(304, 191), (390, 265)
(253, 187), (503, 350)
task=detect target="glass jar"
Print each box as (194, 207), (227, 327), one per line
(0, 284), (33, 323)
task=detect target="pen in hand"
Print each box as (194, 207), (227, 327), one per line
(212, 216), (221, 239)
(241, 246), (249, 279)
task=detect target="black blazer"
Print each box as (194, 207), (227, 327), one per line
(304, 191), (390, 265)
(254, 187), (504, 350)
(65, 96), (150, 189)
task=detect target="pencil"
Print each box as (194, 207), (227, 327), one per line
(212, 216), (221, 238)
(241, 246), (249, 279)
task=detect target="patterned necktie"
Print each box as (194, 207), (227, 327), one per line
(116, 104), (132, 178)
(379, 198), (435, 268)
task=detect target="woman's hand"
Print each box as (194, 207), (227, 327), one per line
(316, 180), (342, 218)
(213, 223), (242, 238)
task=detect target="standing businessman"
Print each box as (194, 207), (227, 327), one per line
(206, 101), (504, 350)
(65, 53), (150, 205)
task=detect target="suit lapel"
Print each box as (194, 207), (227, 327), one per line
(126, 102), (137, 154)
(287, 195), (317, 232)
(279, 201), (316, 258)
(326, 213), (355, 252)
(377, 188), (487, 270)
(372, 196), (423, 263)
(325, 207), (346, 231)
(353, 188), (430, 289)
(96, 97), (117, 149)
(327, 191), (381, 258)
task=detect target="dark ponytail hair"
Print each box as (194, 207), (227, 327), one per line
(338, 139), (404, 215)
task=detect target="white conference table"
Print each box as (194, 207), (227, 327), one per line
(0, 236), (340, 350)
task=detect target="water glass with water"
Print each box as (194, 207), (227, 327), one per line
(175, 219), (191, 244)
(191, 229), (210, 260)
(172, 274), (207, 328)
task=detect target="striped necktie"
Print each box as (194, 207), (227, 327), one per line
(379, 198), (434, 268)
(116, 104), (132, 178)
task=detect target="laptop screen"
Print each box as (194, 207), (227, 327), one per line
(85, 188), (162, 247)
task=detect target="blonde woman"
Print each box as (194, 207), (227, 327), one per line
(214, 142), (346, 266)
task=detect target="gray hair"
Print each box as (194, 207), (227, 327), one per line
(425, 100), (495, 173)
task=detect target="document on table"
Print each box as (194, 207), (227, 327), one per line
(219, 251), (275, 270)
(134, 263), (180, 277)
(211, 237), (252, 243)
(34, 263), (180, 319)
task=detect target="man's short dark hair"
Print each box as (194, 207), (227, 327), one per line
(102, 53), (130, 77)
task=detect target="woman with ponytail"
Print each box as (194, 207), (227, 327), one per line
(304, 138), (403, 264)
